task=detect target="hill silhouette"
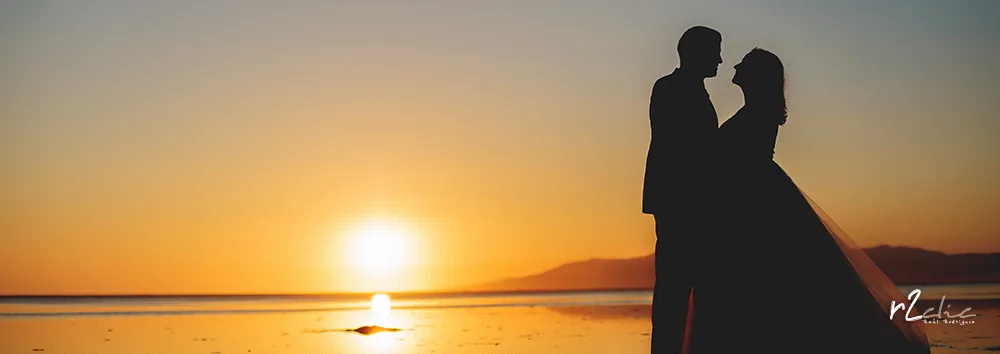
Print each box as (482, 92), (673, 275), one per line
(470, 246), (1000, 292)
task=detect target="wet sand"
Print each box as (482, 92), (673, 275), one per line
(1, 300), (996, 353)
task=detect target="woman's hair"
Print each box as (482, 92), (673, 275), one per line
(743, 48), (788, 125)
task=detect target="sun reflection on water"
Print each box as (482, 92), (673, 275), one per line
(371, 293), (391, 326)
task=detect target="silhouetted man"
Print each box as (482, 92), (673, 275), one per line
(642, 26), (722, 354)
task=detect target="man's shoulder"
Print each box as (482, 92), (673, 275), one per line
(652, 74), (674, 95)
(652, 72), (687, 96)
(653, 73), (676, 88)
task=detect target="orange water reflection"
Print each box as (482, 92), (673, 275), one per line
(3, 303), (997, 353)
(0, 305), (650, 353)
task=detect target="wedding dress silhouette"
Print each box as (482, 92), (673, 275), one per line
(683, 48), (931, 354)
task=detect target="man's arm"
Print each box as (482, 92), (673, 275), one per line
(649, 77), (696, 173)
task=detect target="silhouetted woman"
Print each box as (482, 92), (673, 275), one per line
(685, 48), (932, 354)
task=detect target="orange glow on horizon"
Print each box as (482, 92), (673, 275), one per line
(1, 1), (997, 296)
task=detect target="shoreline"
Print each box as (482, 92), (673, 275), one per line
(2, 281), (998, 298)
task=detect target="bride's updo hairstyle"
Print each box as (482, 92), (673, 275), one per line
(742, 48), (788, 125)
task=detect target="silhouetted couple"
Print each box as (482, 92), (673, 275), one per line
(642, 26), (931, 354)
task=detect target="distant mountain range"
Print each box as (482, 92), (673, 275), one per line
(469, 246), (1000, 292)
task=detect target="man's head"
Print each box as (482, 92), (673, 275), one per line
(677, 26), (723, 78)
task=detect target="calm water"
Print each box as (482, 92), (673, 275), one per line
(2, 283), (998, 318)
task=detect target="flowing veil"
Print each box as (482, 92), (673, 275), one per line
(799, 188), (930, 348)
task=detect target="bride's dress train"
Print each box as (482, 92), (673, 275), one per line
(683, 107), (931, 353)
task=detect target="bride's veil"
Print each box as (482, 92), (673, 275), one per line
(798, 188), (930, 347)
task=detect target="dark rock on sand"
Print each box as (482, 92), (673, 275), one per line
(349, 325), (402, 335)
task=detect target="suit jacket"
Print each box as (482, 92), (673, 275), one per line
(642, 68), (719, 215)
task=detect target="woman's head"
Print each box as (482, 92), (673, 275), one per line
(733, 48), (787, 125)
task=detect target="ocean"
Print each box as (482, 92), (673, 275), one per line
(2, 283), (998, 318)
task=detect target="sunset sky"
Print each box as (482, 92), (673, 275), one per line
(2, 0), (998, 295)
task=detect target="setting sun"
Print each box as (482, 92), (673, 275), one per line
(334, 217), (427, 292)
(347, 220), (414, 278)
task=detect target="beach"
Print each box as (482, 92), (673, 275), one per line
(1, 303), (653, 353)
(1, 288), (998, 353)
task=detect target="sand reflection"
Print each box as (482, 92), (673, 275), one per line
(1, 296), (997, 353)
(355, 331), (402, 353)
(545, 305), (651, 321)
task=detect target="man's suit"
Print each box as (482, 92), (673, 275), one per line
(643, 67), (719, 353)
